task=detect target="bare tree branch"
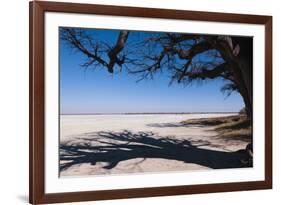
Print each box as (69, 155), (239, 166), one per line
(176, 62), (228, 83)
(164, 40), (212, 60)
(107, 31), (129, 73)
(61, 28), (129, 73)
(62, 28), (108, 67)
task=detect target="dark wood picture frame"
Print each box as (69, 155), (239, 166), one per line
(29, 1), (272, 204)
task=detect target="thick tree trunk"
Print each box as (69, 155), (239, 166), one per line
(237, 64), (252, 118)
(214, 37), (253, 119)
(234, 37), (253, 119)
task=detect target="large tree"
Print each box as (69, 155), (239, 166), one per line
(60, 28), (253, 117)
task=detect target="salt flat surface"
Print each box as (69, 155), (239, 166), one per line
(60, 113), (233, 138)
(60, 113), (249, 176)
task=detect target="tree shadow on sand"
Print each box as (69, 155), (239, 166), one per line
(60, 130), (252, 173)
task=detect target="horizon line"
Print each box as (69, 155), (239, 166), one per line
(60, 111), (239, 115)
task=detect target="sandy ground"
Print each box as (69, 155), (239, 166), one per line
(60, 113), (249, 177)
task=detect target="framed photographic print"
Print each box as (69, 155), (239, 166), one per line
(29, 1), (272, 204)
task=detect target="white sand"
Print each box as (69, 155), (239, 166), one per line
(60, 113), (249, 177)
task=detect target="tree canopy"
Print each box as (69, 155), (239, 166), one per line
(60, 28), (253, 117)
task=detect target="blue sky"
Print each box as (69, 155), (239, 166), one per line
(59, 29), (244, 114)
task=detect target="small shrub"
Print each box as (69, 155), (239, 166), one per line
(239, 107), (247, 115)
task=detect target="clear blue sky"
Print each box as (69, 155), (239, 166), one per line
(59, 28), (244, 114)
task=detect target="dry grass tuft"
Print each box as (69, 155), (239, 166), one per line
(182, 115), (252, 142)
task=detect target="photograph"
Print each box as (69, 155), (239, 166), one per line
(29, 1), (272, 203)
(59, 27), (253, 177)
